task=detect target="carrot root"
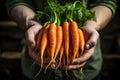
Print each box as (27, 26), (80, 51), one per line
(44, 23), (57, 72)
(69, 21), (79, 63)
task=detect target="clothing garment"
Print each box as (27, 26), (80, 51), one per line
(6, 0), (117, 80)
(6, 0), (117, 16)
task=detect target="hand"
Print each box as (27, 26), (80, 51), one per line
(25, 22), (42, 59)
(25, 21), (56, 69)
(63, 25), (99, 70)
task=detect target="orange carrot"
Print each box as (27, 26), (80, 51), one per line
(34, 27), (44, 66)
(63, 21), (70, 66)
(39, 24), (50, 71)
(56, 42), (64, 68)
(69, 21), (79, 63)
(32, 25), (49, 80)
(78, 28), (85, 56)
(54, 26), (63, 60)
(48, 23), (57, 60)
(45, 23), (57, 71)
(35, 28), (44, 52)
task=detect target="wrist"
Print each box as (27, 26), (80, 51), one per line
(83, 20), (100, 31)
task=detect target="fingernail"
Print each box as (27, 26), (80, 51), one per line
(86, 42), (95, 50)
(86, 44), (90, 50)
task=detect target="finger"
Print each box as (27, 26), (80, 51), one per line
(72, 57), (86, 65)
(85, 31), (99, 50)
(26, 30), (36, 48)
(86, 41), (95, 50)
(77, 47), (95, 62)
(63, 62), (86, 70)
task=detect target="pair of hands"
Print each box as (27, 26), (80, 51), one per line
(25, 21), (99, 70)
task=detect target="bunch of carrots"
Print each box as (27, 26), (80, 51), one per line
(34, 0), (95, 71)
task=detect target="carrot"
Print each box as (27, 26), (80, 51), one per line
(69, 21), (79, 63)
(69, 33), (73, 63)
(32, 25), (48, 80)
(77, 29), (85, 75)
(63, 21), (70, 66)
(78, 28), (85, 56)
(34, 27), (44, 66)
(56, 42), (64, 69)
(35, 28), (44, 52)
(48, 23), (57, 60)
(39, 24), (50, 71)
(45, 23), (57, 71)
(54, 26), (63, 60)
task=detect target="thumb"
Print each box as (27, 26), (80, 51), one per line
(85, 32), (99, 50)
(25, 30), (36, 49)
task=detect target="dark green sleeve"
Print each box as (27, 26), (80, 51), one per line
(88, 0), (117, 16)
(6, 0), (35, 14)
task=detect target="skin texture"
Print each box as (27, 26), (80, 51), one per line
(10, 5), (112, 69)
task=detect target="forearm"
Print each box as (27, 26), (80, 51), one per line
(10, 5), (36, 30)
(84, 6), (112, 31)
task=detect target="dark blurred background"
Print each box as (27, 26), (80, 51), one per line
(0, 0), (120, 80)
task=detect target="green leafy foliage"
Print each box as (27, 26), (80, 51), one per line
(35, 0), (95, 27)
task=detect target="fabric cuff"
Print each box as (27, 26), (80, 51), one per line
(6, 2), (34, 15)
(89, 1), (117, 17)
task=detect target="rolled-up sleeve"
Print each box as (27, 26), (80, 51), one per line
(6, 0), (34, 14)
(88, 0), (117, 16)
